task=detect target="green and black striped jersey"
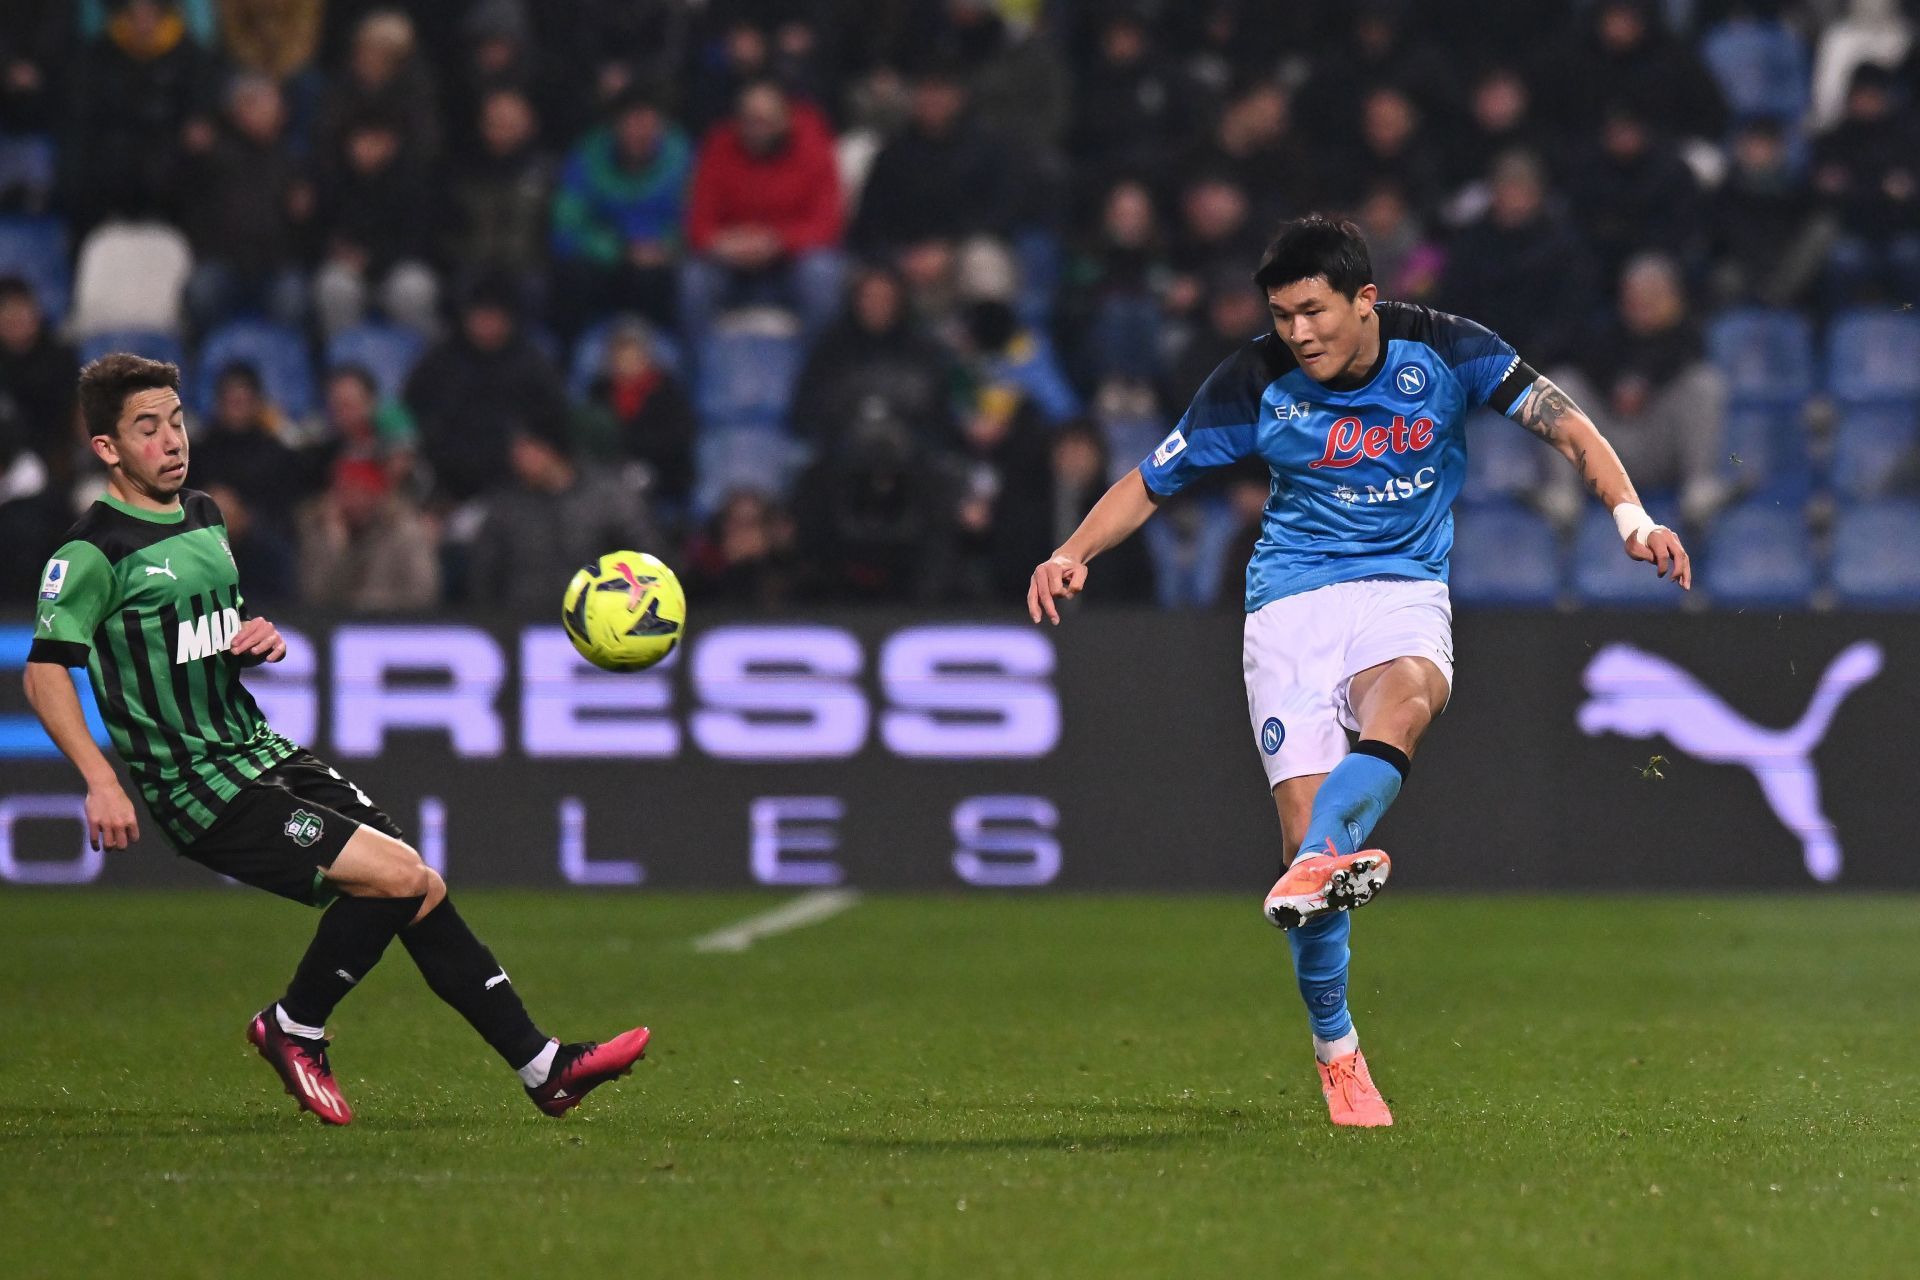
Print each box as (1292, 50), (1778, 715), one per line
(28, 489), (296, 847)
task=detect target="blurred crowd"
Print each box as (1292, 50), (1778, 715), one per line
(2, 0), (1919, 611)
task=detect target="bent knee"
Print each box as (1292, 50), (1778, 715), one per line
(389, 843), (436, 898)
(358, 840), (432, 898)
(1370, 684), (1442, 747)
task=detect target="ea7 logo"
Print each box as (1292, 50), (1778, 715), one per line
(1577, 642), (1884, 881)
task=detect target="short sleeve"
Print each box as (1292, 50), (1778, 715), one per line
(27, 542), (116, 667)
(1139, 346), (1268, 496)
(1433, 311), (1537, 417)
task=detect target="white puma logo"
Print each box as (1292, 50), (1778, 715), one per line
(1577, 642), (1884, 882)
(145, 558), (177, 580)
(485, 971), (510, 990)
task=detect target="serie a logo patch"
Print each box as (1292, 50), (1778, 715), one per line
(39, 559), (68, 601)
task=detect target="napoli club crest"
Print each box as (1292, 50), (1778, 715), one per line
(1261, 717), (1286, 755)
(1394, 364), (1426, 395)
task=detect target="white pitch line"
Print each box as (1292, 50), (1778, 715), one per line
(692, 889), (861, 953)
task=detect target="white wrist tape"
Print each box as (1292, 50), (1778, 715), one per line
(1611, 502), (1661, 545)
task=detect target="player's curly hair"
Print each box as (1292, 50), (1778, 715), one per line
(78, 353), (181, 439)
(1253, 215), (1374, 298)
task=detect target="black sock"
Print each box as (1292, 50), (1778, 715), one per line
(1353, 738), (1412, 781)
(280, 893), (425, 1029)
(401, 897), (549, 1068)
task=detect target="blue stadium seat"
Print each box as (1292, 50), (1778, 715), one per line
(0, 133), (56, 206)
(1014, 227), (1063, 326)
(1709, 308), (1816, 405)
(1830, 500), (1920, 607)
(0, 214), (70, 325)
(77, 330), (185, 369)
(1095, 408), (1164, 485)
(1721, 402), (1814, 501)
(1828, 402), (1918, 499)
(1142, 497), (1239, 609)
(326, 324), (426, 402)
(1701, 19), (1809, 124)
(1703, 502), (1815, 608)
(1460, 408), (1547, 505)
(1448, 503), (1561, 607)
(1571, 506), (1687, 609)
(567, 318), (685, 404)
(981, 328), (1080, 424)
(1825, 310), (1920, 403)
(1087, 294), (1164, 383)
(692, 423), (805, 517)
(193, 321), (317, 420)
(695, 325), (805, 427)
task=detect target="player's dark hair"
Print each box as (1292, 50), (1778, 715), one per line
(78, 353), (181, 439)
(0, 275), (35, 306)
(606, 80), (664, 120)
(329, 362), (380, 396)
(1253, 215), (1374, 298)
(914, 53), (971, 89)
(343, 102), (405, 139)
(215, 360), (263, 394)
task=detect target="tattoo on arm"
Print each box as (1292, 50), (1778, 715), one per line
(1522, 377), (1631, 505)
(1573, 445), (1601, 499)
(1517, 375), (1579, 445)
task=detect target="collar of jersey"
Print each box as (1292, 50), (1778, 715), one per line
(1317, 327), (1392, 394)
(99, 492), (185, 524)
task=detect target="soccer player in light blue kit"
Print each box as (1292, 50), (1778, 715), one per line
(1029, 217), (1692, 1126)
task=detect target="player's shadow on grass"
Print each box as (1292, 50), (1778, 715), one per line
(0, 1103), (471, 1139)
(829, 1130), (1213, 1153)
(823, 1099), (1271, 1153)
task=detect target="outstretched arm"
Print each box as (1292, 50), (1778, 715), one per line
(22, 661), (139, 850)
(1514, 373), (1692, 590)
(1027, 470), (1161, 624)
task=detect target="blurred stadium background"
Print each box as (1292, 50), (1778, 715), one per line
(3, 2), (1919, 1276)
(1, 0), (1919, 616)
(1, 0), (1915, 887)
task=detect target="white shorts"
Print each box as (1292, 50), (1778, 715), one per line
(1243, 577), (1455, 789)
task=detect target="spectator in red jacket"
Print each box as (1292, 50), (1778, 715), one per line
(680, 78), (845, 349)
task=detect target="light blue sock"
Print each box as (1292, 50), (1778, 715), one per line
(1294, 750), (1403, 863)
(1286, 746), (1406, 1040)
(1290, 912), (1354, 1040)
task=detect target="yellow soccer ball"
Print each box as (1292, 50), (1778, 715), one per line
(561, 550), (687, 671)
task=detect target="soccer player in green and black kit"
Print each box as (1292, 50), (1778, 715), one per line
(23, 354), (649, 1124)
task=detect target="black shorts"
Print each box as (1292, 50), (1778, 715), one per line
(178, 749), (405, 907)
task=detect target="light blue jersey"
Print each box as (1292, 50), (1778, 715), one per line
(1139, 302), (1538, 611)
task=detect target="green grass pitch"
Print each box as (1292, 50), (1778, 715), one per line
(3, 891), (1916, 1278)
